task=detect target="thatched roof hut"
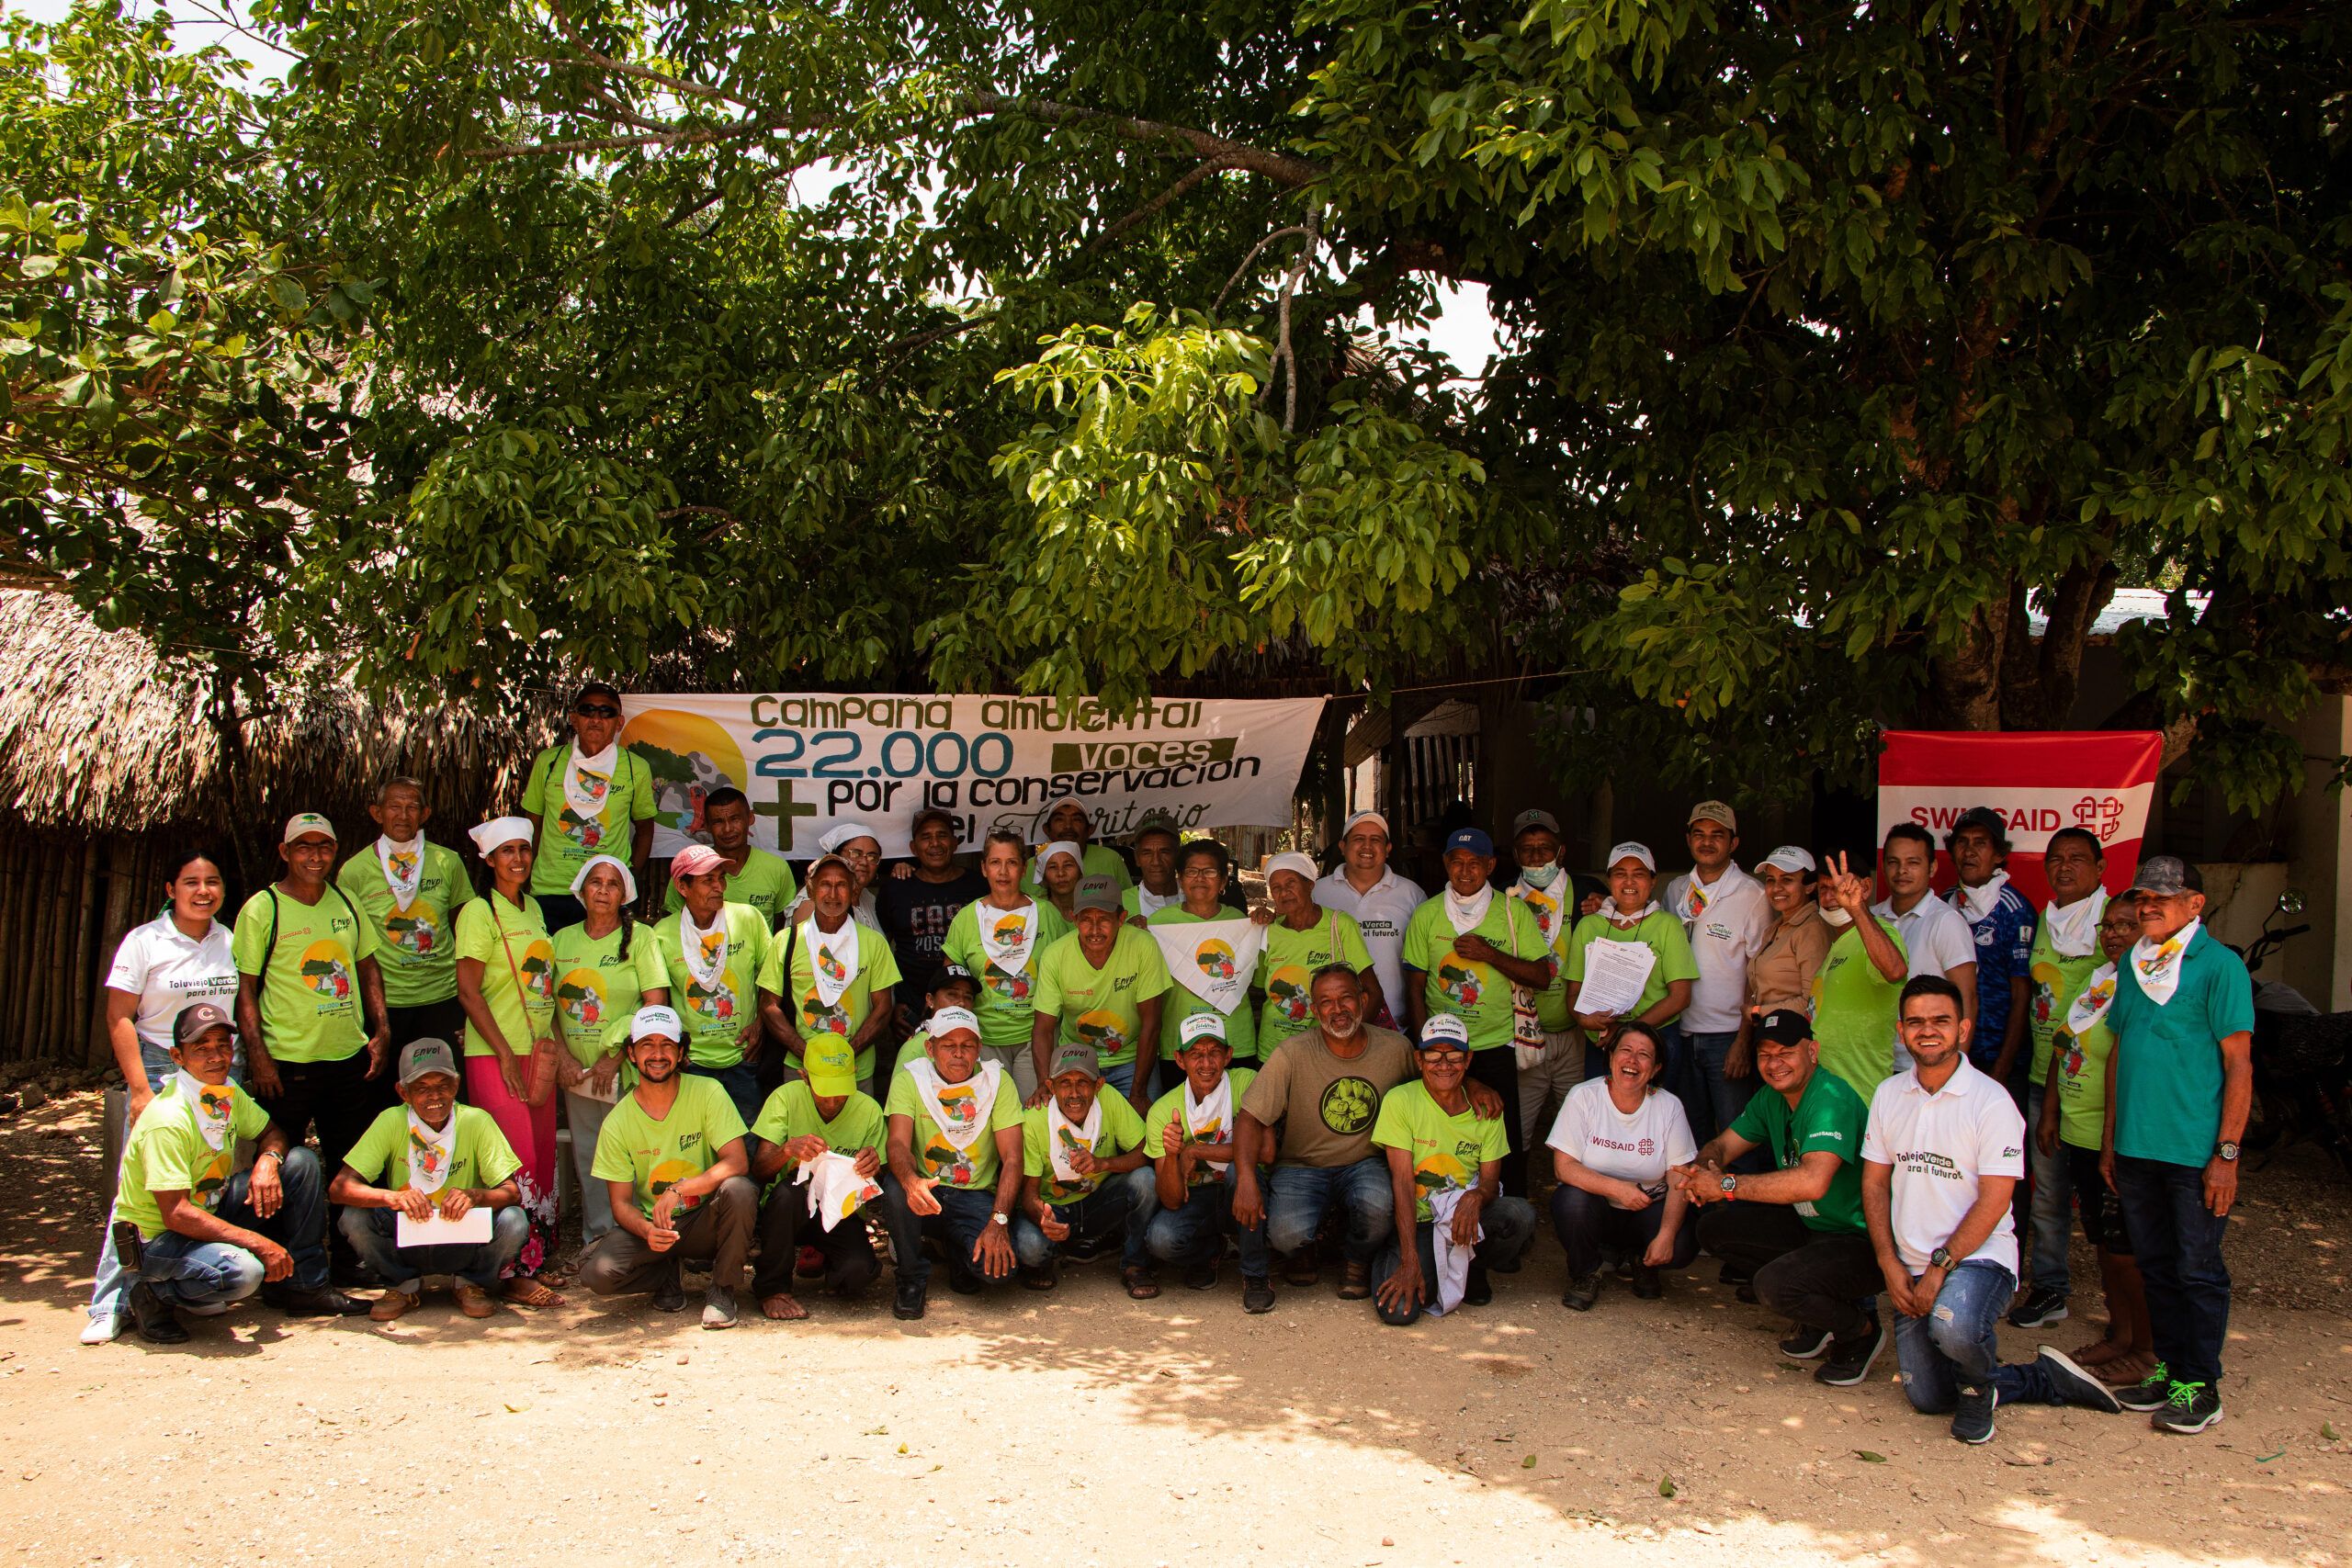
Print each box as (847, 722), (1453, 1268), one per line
(0, 590), (546, 1066)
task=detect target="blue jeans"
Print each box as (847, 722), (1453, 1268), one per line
(685, 1060), (763, 1127)
(879, 1175), (1011, 1290)
(337, 1203), (530, 1291)
(2024, 1085), (2071, 1294)
(136, 1146), (333, 1304)
(1010, 1167), (1158, 1270)
(1373, 1197), (1538, 1325)
(1262, 1156), (1396, 1268)
(1098, 1062), (1137, 1098)
(1685, 1030), (1750, 1148)
(91, 1054), (247, 1322)
(1145, 1178), (1272, 1280)
(2111, 1153), (2231, 1385)
(1892, 1259), (2068, 1412)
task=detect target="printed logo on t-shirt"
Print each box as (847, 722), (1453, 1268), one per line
(800, 993), (852, 1036)
(384, 900), (443, 960)
(1435, 957), (1485, 1009)
(683, 976), (740, 1028)
(557, 804), (609, 852)
(1318, 1076), (1378, 1135)
(648, 1156), (705, 1212)
(1193, 938), (1238, 980)
(1894, 1149), (1963, 1180)
(558, 967), (608, 1033)
(985, 964), (1033, 1004)
(1265, 964), (1311, 1027)
(1074, 1010), (1128, 1059)
(299, 940), (356, 1011)
(1637, 1135), (1656, 1157)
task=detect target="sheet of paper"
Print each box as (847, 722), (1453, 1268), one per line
(1574, 937), (1658, 1018)
(395, 1205), (495, 1247)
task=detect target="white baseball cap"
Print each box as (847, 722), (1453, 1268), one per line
(1759, 845), (1817, 874)
(1605, 840), (1657, 873)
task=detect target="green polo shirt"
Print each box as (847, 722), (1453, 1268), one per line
(1725, 1068), (1869, 1235)
(2110, 928), (2255, 1168)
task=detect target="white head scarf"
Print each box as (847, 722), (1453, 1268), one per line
(468, 817), (534, 860)
(570, 852), (639, 904)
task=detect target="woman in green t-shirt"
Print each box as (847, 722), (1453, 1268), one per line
(551, 854), (665, 1244)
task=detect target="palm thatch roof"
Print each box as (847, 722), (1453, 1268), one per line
(0, 589), (546, 838)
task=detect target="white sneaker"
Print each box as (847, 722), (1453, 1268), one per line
(78, 1313), (125, 1345)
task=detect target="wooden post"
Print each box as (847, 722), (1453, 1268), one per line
(72, 837), (99, 1067)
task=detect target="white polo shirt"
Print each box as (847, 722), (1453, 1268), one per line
(103, 913), (239, 1055)
(1860, 1056), (2025, 1275)
(1315, 865), (1425, 1021)
(1871, 893), (1977, 1072)
(1663, 863), (1775, 1034)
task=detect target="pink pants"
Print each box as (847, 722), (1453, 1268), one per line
(464, 1055), (559, 1276)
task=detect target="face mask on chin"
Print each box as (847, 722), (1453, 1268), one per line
(1520, 863), (1562, 889)
(1821, 904), (1854, 929)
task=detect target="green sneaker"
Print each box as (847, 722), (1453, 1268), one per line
(2152, 1380), (2223, 1434)
(2114, 1360), (2173, 1413)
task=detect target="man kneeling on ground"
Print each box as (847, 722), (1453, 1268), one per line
(582, 1005), (757, 1328)
(1143, 1013), (1272, 1311)
(747, 1035), (886, 1320)
(880, 1006), (1024, 1320)
(1014, 1043), (1157, 1295)
(1674, 1010), (1885, 1385)
(112, 1003), (365, 1342)
(330, 1038), (529, 1324)
(1370, 1015), (1536, 1325)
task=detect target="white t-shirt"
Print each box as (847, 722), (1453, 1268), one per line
(103, 913), (239, 1055)
(1871, 894), (1977, 1072)
(1545, 1077), (1697, 1190)
(1315, 866), (1425, 1021)
(1860, 1057), (2025, 1275)
(1663, 863), (1775, 1034)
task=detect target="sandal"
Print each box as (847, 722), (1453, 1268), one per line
(503, 1275), (567, 1309)
(1123, 1267), (1160, 1301)
(760, 1292), (808, 1322)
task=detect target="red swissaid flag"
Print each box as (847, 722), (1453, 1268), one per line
(1875, 731), (2163, 907)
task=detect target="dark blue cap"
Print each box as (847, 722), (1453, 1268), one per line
(1444, 827), (1494, 858)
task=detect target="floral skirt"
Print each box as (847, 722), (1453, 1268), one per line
(463, 1054), (560, 1276)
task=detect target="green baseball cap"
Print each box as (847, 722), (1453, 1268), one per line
(804, 1033), (858, 1097)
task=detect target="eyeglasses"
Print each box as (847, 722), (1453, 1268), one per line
(574, 705), (622, 718)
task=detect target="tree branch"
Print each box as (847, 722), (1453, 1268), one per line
(1088, 158), (1225, 251)
(954, 92), (1326, 189)
(1216, 225), (1313, 311)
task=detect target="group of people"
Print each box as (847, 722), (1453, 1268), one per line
(85, 685), (2256, 1442)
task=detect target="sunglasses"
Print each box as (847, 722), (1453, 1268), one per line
(574, 705), (622, 718)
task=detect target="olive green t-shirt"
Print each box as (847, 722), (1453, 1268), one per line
(336, 841), (475, 1009)
(231, 885), (380, 1065)
(1238, 1027), (1415, 1168)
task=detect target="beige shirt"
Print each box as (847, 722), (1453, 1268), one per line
(1239, 1025), (1414, 1168)
(1748, 902), (1835, 1018)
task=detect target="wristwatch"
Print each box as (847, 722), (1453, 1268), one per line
(2216, 1140), (2241, 1162)
(989, 1210), (1010, 1226)
(1928, 1246), (1954, 1270)
(1718, 1174), (1739, 1197)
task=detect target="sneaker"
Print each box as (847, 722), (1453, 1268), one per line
(1560, 1272), (1600, 1313)
(1182, 1260), (1219, 1292)
(701, 1287), (739, 1329)
(2008, 1286), (2070, 1329)
(79, 1313), (126, 1346)
(947, 1261), (986, 1296)
(892, 1278), (927, 1321)
(369, 1286), (422, 1323)
(2151, 1381), (2224, 1434)
(1780, 1325), (1835, 1360)
(1814, 1316), (1889, 1387)
(1631, 1265), (1663, 1301)
(1241, 1276), (1275, 1314)
(2034, 1346), (2123, 1414)
(1951, 1383), (1997, 1444)
(2114, 1361), (2175, 1412)
(127, 1281), (187, 1345)
(651, 1264), (687, 1314)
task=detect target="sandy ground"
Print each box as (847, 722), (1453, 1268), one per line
(0, 1089), (2346, 1568)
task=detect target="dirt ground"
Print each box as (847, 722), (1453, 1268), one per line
(0, 1089), (2346, 1568)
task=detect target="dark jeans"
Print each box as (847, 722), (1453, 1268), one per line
(1893, 1260), (2072, 1412)
(137, 1146), (333, 1302)
(753, 1186), (879, 1298)
(685, 1059), (763, 1127)
(533, 893), (586, 935)
(253, 1050), (384, 1263)
(2112, 1152), (2230, 1385)
(338, 1203), (529, 1291)
(1550, 1184), (1700, 1279)
(1465, 1046), (1527, 1197)
(2063, 1143), (2132, 1255)
(1685, 1030), (1753, 1150)
(879, 1175), (1012, 1290)
(1145, 1178), (1272, 1280)
(1696, 1201), (1879, 1338)
(1373, 1197), (1538, 1325)
(579, 1177), (757, 1296)
(1261, 1156), (1394, 1268)
(383, 997), (466, 1057)
(1010, 1168), (1158, 1271)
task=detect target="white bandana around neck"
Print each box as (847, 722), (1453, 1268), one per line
(2043, 888), (2109, 959)
(1182, 1075), (1236, 1176)
(376, 834), (425, 908)
(910, 1059), (1002, 1152)
(1046, 1093), (1103, 1183)
(803, 915), (862, 1009)
(406, 1109), (457, 1194)
(1511, 866), (1572, 945)
(175, 1070), (236, 1155)
(1133, 885), (1182, 917)
(1668, 869), (1716, 923)
(978, 899), (1042, 976)
(2064, 960), (2120, 1038)
(1954, 868), (2012, 925)
(563, 739), (619, 818)
(1600, 897), (1659, 929)
(679, 904), (729, 992)
(1442, 884), (1495, 936)
(2129, 918), (2201, 1007)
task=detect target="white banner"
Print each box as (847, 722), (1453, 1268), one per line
(620, 694), (1327, 860)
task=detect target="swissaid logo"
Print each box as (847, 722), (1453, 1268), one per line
(1050, 738), (1238, 772)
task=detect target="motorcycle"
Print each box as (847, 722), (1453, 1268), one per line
(2231, 893), (2352, 1175)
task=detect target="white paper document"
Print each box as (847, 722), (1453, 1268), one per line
(395, 1206), (495, 1247)
(1574, 938), (1658, 1018)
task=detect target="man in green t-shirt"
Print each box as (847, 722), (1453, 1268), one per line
(662, 786), (799, 927)
(109, 1003), (365, 1343)
(580, 1005), (757, 1329)
(1679, 1010), (1885, 1385)
(328, 1038), (528, 1325)
(233, 811), (391, 1284)
(1369, 1016), (1537, 1325)
(756, 852), (900, 1093)
(747, 1035), (886, 1320)
(1809, 852), (1911, 1102)
(1012, 1043), (1157, 1295)
(1028, 876), (1170, 1108)
(879, 1006), (1026, 1320)
(337, 776), (475, 1049)
(520, 682), (658, 931)
(1141, 1012), (1270, 1307)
